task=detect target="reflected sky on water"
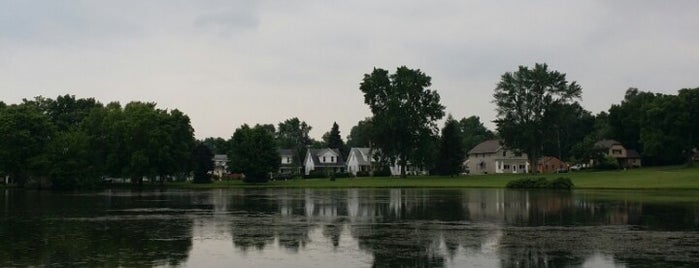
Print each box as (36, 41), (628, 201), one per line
(1, 188), (698, 267)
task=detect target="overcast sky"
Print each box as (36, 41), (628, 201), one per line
(2, 1), (698, 140)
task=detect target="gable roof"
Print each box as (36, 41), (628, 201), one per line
(349, 147), (372, 165)
(307, 148), (346, 167)
(594, 139), (622, 149)
(468, 139), (503, 154)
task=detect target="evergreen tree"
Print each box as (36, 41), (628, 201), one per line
(436, 116), (465, 176)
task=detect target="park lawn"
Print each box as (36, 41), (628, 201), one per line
(168, 165), (699, 190)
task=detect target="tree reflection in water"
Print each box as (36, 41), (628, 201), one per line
(1, 188), (698, 267)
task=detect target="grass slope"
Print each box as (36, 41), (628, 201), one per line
(169, 165), (699, 190)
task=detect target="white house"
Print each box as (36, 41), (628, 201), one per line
(212, 154), (228, 178)
(304, 148), (346, 175)
(346, 147), (373, 175)
(467, 139), (529, 175)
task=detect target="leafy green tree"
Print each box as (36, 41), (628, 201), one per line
(360, 66), (445, 177)
(229, 124), (281, 183)
(44, 129), (98, 189)
(192, 142), (214, 183)
(541, 102), (595, 161)
(322, 122), (347, 156)
(607, 88), (658, 153)
(276, 117), (313, 161)
(678, 88), (699, 165)
(0, 104), (55, 186)
(202, 137), (229, 155)
(346, 117), (375, 148)
(457, 116), (495, 153)
(493, 63), (582, 173)
(639, 93), (691, 165)
(435, 116), (465, 176)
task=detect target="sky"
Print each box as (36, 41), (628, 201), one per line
(1, 0), (698, 140)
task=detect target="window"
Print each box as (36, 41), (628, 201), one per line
(502, 151), (507, 157)
(323, 156), (326, 162)
(519, 165), (525, 170)
(612, 149), (622, 155)
(504, 164), (510, 169)
(331, 156), (335, 162)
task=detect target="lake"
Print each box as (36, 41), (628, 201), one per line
(1, 188), (698, 267)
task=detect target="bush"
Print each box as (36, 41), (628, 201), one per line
(305, 170), (328, 179)
(549, 177), (574, 189)
(355, 171), (370, 177)
(506, 177), (574, 190)
(596, 155), (620, 170)
(372, 168), (392, 177)
(333, 172), (352, 179)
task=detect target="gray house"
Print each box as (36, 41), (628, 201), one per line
(466, 139), (529, 175)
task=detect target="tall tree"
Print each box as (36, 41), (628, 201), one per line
(607, 88), (658, 153)
(202, 137), (229, 155)
(322, 122), (347, 156)
(276, 118), (313, 161)
(458, 116), (495, 153)
(360, 66), (445, 177)
(541, 102), (595, 161)
(678, 87), (699, 165)
(435, 116), (465, 176)
(493, 63), (582, 173)
(192, 142), (214, 183)
(346, 117), (374, 148)
(0, 104), (55, 186)
(229, 124), (281, 183)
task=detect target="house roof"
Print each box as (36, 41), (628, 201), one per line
(626, 149), (641, 158)
(468, 139), (503, 154)
(594, 139), (622, 149)
(213, 154), (228, 161)
(349, 147), (372, 165)
(307, 148), (346, 167)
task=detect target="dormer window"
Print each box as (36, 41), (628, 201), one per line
(331, 156), (335, 162)
(323, 156), (326, 162)
(502, 151), (507, 157)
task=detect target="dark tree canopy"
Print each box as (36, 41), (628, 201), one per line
(541, 102), (595, 161)
(202, 137), (229, 155)
(276, 117), (313, 161)
(360, 66), (445, 177)
(435, 116), (465, 176)
(322, 122), (347, 156)
(346, 117), (374, 148)
(493, 63), (582, 173)
(457, 116), (495, 153)
(192, 142), (214, 184)
(229, 124), (280, 183)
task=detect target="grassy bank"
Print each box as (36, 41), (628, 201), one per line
(167, 165), (699, 190)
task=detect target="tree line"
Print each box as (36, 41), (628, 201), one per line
(0, 95), (194, 189)
(1, 64), (697, 188)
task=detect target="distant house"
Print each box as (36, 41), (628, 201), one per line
(466, 139), (529, 175)
(212, 154), (228, 178)
(594, 139), (642, 168)
(537, 156), (569, 174)
(346, 147), (373, 175)
(278, 149), (302, 175)
(389, 163), (428, 176)
(304, 148), (346, 175)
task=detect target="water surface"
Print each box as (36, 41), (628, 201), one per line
(1, 188), (697, 267)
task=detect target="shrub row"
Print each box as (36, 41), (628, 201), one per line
(506, 177), (574, 190)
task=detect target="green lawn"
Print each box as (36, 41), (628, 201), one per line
(168, 165), (699, 190)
